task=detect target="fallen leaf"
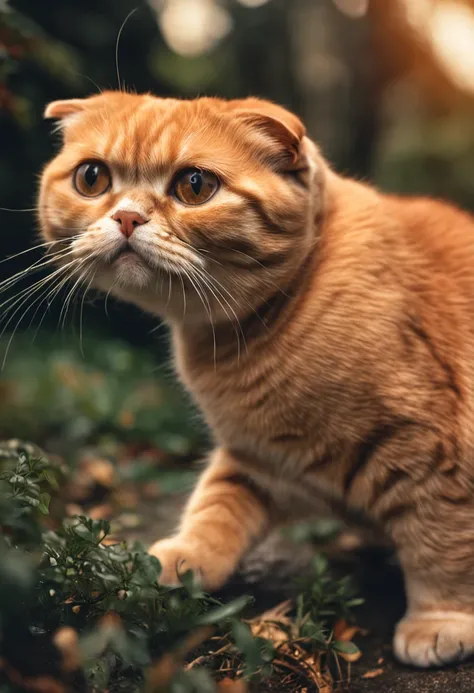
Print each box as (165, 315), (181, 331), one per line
(142, 481), (162, 500)
(117, 512), (141, 529)
(100, 611), (123, 630)
(101, 535), (120, 546)
(115, 487), (139, 509)
(335, 531), (364, 551)
(217, 678), (248, 693)
(332, 640), (362, 663)
(53, 627), (80, 672)
(88, 504), (113, 520)
(334, 619), (364, 642)
(65, 503), (83, 517)
(362, 668), (384, 679)
(82, 458), (115, 487)
(145, 653), (176, 693)
(119, 410), (135, 428)
(248, 600), (293, 646)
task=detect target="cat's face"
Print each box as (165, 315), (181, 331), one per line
(39, 91), (321, 323)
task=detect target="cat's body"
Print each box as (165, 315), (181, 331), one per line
(39, 91), (474, 668)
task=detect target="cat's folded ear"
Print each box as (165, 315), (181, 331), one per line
(43, 99), (86, 121)
(230, 98), (306, 170)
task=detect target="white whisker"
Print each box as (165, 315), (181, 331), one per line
(80, 268), (97, 357)
(0, 239), (68, 266)
(194, 266), (248, 361)
(58, 260), (91, 329)
(0, 262), (80, 369)
(116, 7), (138, 91)
(0, 246), (74, 294)
(179, 272), (187, 319)
(0, 254), (79, 312)
(182, 268), (217, 369)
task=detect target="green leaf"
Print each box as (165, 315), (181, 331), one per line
(41, 468), (59, 490)
(332, 640), (360, 655)
(194, 596), (251, 625)
(37, 492), (51, 515)
(232, 621), (269, 678)
(312, 553), (329, 577)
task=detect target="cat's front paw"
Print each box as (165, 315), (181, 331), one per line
(394, 611), (474, 667)
(148, 536), (235, 591)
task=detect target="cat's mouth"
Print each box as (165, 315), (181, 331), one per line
(113, 248), (139, 265)
(106, 241), (186, 277)
(108, 243), (151, 270)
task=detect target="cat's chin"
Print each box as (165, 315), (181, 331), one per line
(104, 251), (156, 290)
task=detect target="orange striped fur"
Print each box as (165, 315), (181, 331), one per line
(39, 91), (474, 667)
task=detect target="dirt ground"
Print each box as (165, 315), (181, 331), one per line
(122, 492), (474, 693)
(73, 455), (473, 693)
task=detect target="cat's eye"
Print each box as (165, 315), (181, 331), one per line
(74, 161), (111, 197)
(173, 169), (219, 206)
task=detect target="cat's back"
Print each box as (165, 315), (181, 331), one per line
(384, 192), (474, 293)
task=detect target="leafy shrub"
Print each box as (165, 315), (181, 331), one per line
(0, 334), (205, 455)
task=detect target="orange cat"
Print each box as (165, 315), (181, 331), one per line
(38, 91), (474, 668)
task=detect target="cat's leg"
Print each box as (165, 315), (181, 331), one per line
(148, 447), (275, 590)
(391, 508), (474, 667)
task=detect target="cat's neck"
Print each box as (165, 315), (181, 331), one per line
(171, 245), (318, 369)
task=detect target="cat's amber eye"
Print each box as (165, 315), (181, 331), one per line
(173, 169), (219, 206)
(74, 161), (111, 198)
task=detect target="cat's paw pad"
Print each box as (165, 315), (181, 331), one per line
(394, 611), (474, 667)
(148, 537), (233, 591)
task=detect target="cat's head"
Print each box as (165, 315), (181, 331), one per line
(39, 91), (324, 324)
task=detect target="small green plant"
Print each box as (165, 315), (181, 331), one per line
(0, 440), (63, 547)
(293, 553), (364, 673)
(0, 444), (268, 693)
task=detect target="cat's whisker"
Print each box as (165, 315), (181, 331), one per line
(0, 239), (70, 266)
(0, 251), (78, 308)
(78, 73), (104, 96)
(203, 244), (290, 297)
(0, 266), (70, 318)
(0, 264), (88, 360)
(104, 279), (118, 320)
(195, 266), (248, 347)
(0, 207), (38, 213)
(179, 272), (187, 320)
(191, 244), (284, 331)
(0, 237), (86, 296)
(0, 261), (81, 369)
(31, 259), (86, 339)
(28, 269), (75, 345)
(217, 272), (271, 332)
(182, 267), (217, 368)
(166, 272), (172, 309)
(0, 246), (75, 293)
(58, 259), (93, 329)
(0, 258), (79, 328)
(186, 237), (290, 300)
(0, 198), (62, 213)
(79, 268), (97, 356)
(192, 266), (247, 362)
(115, 8), (138, 91)
(175, 241), (279, 327)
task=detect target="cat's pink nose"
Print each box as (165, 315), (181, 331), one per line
(112, 210), (147, 238)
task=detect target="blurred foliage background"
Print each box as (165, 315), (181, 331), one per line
(2, 0), (474, 452)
